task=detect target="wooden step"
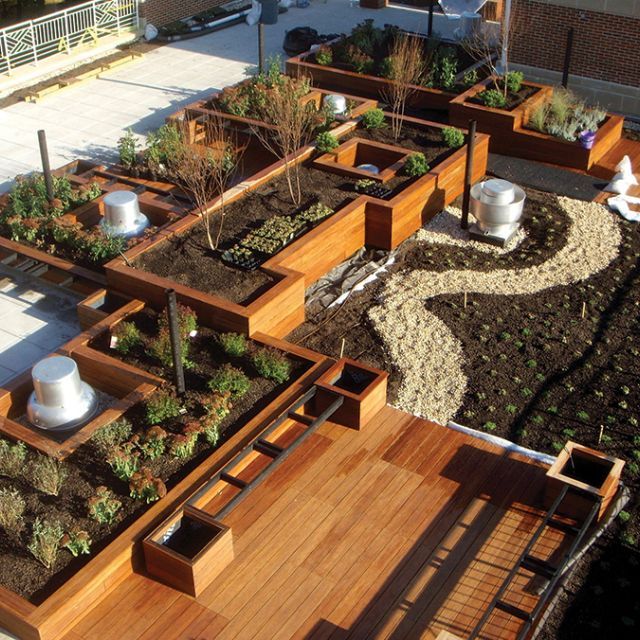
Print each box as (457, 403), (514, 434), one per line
(40, 268), (74, 287)
(24, 262), (49, 277)
(254, 439), (283, 458)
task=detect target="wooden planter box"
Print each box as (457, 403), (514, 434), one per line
(450, 77), (624, 171)
(544, 441), (625, 522)
(143, 505), (234, 597)
(0, 344), (161, 459)
(76, 288), (132, 330)
(314, 358), (388, 430)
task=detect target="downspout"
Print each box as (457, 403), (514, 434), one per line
(500, 0), (512, 72)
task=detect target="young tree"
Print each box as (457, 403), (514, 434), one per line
(168, 117), (240, 250)
(382, 33), (425, 141)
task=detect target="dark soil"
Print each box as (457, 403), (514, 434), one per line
(0, 308), (305, 603)
(468, 84), (540, 111)
(289, 185), (640, 638)
(134, 120), (452, 303)
(163, 517), (215, 558)
(623, 126), (640, 143)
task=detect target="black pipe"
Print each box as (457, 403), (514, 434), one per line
(258, 22), (265, 74)
(562, 27), (574, 88)
(428, 1), (434, 38)
(37, 130), (55, 203)
(165, 288), (186, 396)
(461, 119), (477, 230)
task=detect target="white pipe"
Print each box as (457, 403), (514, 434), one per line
(501, 0), (512, 72)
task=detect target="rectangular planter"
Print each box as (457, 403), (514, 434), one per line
(76, 288), (132, 330)
(544, 441), (625, 522)
(143, 505), (234, 597)
(313, 358), (388, 430)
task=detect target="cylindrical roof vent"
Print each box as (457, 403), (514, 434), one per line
(100, 191), (150, 237)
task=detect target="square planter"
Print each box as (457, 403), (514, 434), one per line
(544, 441), (625, 522)
(76, 288), (131, 330)
(314, 358), (387, 430)
(143, 505), (234, 597)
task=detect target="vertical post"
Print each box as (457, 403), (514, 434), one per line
(258, 22), (265, 73)
(37, 130), (55, 203)
(29, 22), (38, 65)
(461, 119), (477, 230)
(562, 27), (574, 88)
(500, 0), (512, 73)
(1, 31), (11, 75)
(115, 0), (122, 34)
(63, 10), (71, 54)
(165, 289), (186, 396)
(428, 1), (434, 38)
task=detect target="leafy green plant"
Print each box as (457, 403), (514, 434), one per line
(505, 404), (518, 415)
(345, 44), (374, 74)
(28, 454), (67, 496)
(202, 392), (232, 438)
(145, 123), (182, 172)
(88, 486), (122, 525)
(315, 44), (333, 66)
(441, 127), (464, 149)
(145, 388), (182, 425)
(315, 131), (339, 153)
(529, 104), (548, 133)
(62, 530), (92, 557)
(252, 348), (291, 383)
(92, 419), (132, 452)
(218, 332), (247, 357)
(361, 108), (386, 130)
(483, 421), (497, 432)
(0, 487), (25, 535)
(129, 468), (167, 503)
(404, 152), (429, 177)
(294, 203), (334, 225)
(169, 428), (199, 459)
(112, 321), (142, 355)
(504, 71), (524, 94)
(28, 518), (64, 569)
(208, 364), (250, 398)
(525, 359), (537, 368)
(147, 305), (197, 369)
(118, 129), (138, 169)
(134, 426), (168, 460)
(463, 68), (479, 87)
(480, 89), (507, 109)
(107, 442), (140, 481)
(576, 410), (590, 422)
(355, 178), (377, 193)
(0, 439), (27, 479)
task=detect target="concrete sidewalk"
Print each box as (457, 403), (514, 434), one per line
(0, 0), (456, 192)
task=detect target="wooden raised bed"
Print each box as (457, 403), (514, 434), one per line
(0, 304), (332, 640)
(449, 77), (624, 171)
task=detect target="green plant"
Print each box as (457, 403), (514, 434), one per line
(62, 530), (92, 557)
(355, 178), (377, 193)
(118, 128), (138, 169)
(169, 427), (199, 459)
(480, 89), (507, 109)
(252, 348), (291, 383)
(129, 468), (167, 503)
(147, 304), (198, 369)
(315, 44), (333, 66)
(0, 438), (27, 479)
(576, 410), (590, 422)
(208, 364), (250, 398)
(295, 202), (334, 224)
(28, 455), (67, 496)
(92, 419), (132, 451)
(432, 48), (457, 89)
(112, 321), (142, 355)
(528, 104), (548, 133)
(0, 487), (25, 534)
(107, 442), (140, 481)
(145, 123), (182, 172)
(135, 426), (168, 460)
(345, 44), (374, 74)
(463, 68), (479, 87)
(504, 71), (524, 94)
(404, 152), (429, 177)
(505, 404), (518, 415)
(28, 518), (64, 569)
(361, 108), (386, 130)
(483, 421), (497, 432)
(315, 131), (339, 153)
(88, 486), (122, 525)
(82, 230), (127, 264)
(618, 510), (631, 524)
(145, 388), (182, 425)
(551, 441), (564, 452)
(525, 359), (537, 368)
(218, 332), (247, 357)
(441, 127), (464, 149)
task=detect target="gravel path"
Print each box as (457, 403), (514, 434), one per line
(369, 197), (621, 425)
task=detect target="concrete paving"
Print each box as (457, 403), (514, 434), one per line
(0, 1), (456, 191)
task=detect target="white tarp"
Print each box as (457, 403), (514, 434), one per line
(438, 0), (488, 18)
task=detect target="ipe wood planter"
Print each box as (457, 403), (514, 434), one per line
(143, 505), (234, 597)
(313, 358), (388, 430)
(544, 441), (625, 522)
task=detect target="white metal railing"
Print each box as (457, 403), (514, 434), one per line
(0, 0), (139, 77)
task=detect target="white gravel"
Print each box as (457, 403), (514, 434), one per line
(370, 196), (622, 425)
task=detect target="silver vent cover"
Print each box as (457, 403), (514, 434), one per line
(100, 191), (150, 237)
(469, 178), (525, 244)
(27, 356), (98, 432)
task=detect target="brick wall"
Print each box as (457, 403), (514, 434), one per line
(511, 0), (640, 88)
(141, 0), (228, 27)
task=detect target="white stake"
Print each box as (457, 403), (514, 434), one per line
(581, 301), (586, 319)
(463, 291), (468, 309)
(339, 338), (345, 359)
(598, 424), (604, 446)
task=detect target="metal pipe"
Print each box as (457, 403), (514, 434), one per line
(165, 288), (186, 396)
(500, 0), (512, 72)
(37, 130), (55, 203)
(428, 1), (434, 38)
(562, 27), (574, 88)
(461, 119), (477, 230)
(258, 22), (265, 74)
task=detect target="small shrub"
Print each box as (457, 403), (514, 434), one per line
(28, 454), (67, 496)
(618, 510), (631, 524)
(147, 304), (198, 369)
(208, 365), (250, 398)
(145, 388), (182, 425)
(62, 530), (92, 557)
(107, 442), (140, 481)
(252, 348), (291, 384)
(117, 128), (137, 169)
(315, 44), (333, 66)
(88, 486), (122, 525)
(129, 468), (167, 503)
(92, 419), (133, 451)
(0, 487), (25, 534)
(135, 426), (168, 460)
(480, 89), (507, 109)
(28, 518), (64, 569)
(441, 127), (464, 149)
(403, 153), (429, 177)
(355, 178), (377, 193)
(169, 423), (201, 459)
(463, 68), (479, 87)
(112, 321), (142, 355)
(315, 131), (339, 153)
(525, 359), (537, 368)
(504, 71), (524, 94)
(218, 332), (247, 357)
(202, 417), (221, 448)
(483, 422), (497, 432)
(202, 392), (232, 443)
(576, 410), (590, 422)
(0, 439), (27, 479)
(361, 108), (386, 130)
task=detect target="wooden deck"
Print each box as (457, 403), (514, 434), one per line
(62, 406), (567, 640)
